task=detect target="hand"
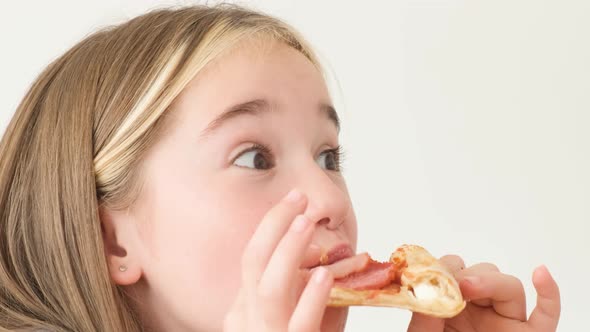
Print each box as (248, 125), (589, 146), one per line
(223, 189), (334, 332)
(407, 256), (561, 332)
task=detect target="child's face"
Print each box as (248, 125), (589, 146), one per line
(128, 40), (357, 330)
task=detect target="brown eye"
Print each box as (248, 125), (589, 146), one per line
(316, 149), (341, 171)
(233, 147), (274, 170)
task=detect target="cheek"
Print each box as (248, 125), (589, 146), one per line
(131, 176), (277, 328)
(144, 176), (274, 294)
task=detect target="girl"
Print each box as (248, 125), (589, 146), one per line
(0, 4), (560, 332)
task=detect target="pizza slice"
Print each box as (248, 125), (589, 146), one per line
(325, 244), (466, 318)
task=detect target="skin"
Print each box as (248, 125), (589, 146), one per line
(100, 40), (561, 331)
(100, 39), (356, 331)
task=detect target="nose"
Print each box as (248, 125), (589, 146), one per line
(295, 162), (350, 230)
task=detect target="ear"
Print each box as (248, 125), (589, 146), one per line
(99, 205), (143, 286)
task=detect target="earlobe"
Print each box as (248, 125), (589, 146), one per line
(108, 261), (141, 286)
(99, 206), (143, 285)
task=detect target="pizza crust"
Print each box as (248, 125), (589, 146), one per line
(327, 245), (466, 318)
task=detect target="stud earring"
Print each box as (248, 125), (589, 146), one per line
(118, 265), (128, 272)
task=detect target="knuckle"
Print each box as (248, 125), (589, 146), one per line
(441, 254), (461, 260)
(512, 276), (526, 293)
(474, 262), (500, 272)
(441, 254), (465, 265)
(487, 263), (500, 272)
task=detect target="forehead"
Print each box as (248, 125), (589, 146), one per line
(167, 40), (332, 131)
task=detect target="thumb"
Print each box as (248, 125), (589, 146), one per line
(527, 265), (561, 331)
(407, 312), (444, 332)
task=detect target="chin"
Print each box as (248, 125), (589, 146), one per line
(320, 307), (349, 332)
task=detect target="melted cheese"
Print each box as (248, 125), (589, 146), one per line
(412, 282), (441, 301)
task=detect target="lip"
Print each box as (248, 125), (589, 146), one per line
(318, 243), (354, 266)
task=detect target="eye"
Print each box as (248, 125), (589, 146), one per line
(233, 144), (274, 170)
(316, 146), (342, 171)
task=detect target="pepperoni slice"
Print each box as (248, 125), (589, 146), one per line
(334, 259), (398, 291)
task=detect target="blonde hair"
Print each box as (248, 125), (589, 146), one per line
(0, 4), (318, 331)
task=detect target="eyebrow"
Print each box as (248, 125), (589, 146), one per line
(200, 98), (340, 137)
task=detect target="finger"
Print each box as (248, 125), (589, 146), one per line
(319, 252), (370, 279)
(241, 189), (307, 288)
(300, 244), (322, 268)
(454, 263), (501, 307)
(406, 312), (444, 332)
(224, 289), (247, 331)
(289, 267), (333, 332)
(456, 262), (499, 276)
(528, 265), (561, 331)
(439, 255), (465, 274)
(459, 271), (527, 321)
(257, 215), (316, 328)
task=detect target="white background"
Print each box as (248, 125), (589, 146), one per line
(1, 1), (588, 331)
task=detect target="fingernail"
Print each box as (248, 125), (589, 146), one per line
(463, 276), (480, 287)
(313, 267), (329, 284)
(290, 215), (309, 233)
(284, 189), (303, 203)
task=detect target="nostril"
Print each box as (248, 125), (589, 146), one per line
(317, 217), (330, 225)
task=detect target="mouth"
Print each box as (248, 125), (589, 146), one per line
(301, 243), (373, 279)
(312, 243), (354, 268)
